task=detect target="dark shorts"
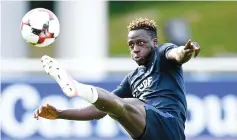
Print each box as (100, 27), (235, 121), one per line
(137, 105), (185, 140)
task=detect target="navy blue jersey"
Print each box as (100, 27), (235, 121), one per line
(112, 43), (187, 123)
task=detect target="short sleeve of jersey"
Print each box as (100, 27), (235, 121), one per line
(111, 75), (132, 98)
(158, 43), (179, 60)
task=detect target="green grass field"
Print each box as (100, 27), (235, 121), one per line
(109, 1), (237, 57)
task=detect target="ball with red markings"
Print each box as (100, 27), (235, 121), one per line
(20, 8), (60, 47)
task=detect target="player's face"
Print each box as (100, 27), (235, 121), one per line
(128, 29), (157, 65)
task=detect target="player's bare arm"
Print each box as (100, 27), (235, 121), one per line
(58, 105), (106, 120)
(167, 39), (201, 64)
(33, 104), (106, 120)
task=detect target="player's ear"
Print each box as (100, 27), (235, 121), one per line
(153, 38), (158, 47)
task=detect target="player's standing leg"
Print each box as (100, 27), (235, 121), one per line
(41, 55), (146, 138)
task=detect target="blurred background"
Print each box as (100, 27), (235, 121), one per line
(1, 1), (237, 140)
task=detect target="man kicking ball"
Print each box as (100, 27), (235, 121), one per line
(33, 18), (200, 140)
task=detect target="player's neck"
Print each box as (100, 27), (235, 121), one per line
(142, 50), (155, 67)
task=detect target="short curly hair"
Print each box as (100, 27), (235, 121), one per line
(127, 18), (157, 38)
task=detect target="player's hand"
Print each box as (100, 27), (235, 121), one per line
(184, 39), (200, 58)
(33, 104), (59, 120)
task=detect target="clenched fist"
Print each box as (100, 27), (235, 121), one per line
(33, 104), (59, 120)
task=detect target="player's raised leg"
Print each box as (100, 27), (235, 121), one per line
(41, 55), (146, 139)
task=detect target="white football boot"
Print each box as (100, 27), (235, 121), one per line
(41, 55), (77, 97)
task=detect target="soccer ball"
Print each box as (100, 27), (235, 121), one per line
(20, 8), (60, 47)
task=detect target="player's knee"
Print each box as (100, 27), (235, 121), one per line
(114, 99), (139, 117)
(96, 98), (125, 115)
(106, 101), (134, 119)
(111, 101), (144, 122)
(122, 102), (137, 113)
(112, 99), (128, 115)
(106, 99), (133, 117)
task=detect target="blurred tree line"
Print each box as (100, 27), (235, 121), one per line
(109, 1), (237, 57)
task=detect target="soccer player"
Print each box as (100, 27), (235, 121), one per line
(33, 18), (200, 140)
